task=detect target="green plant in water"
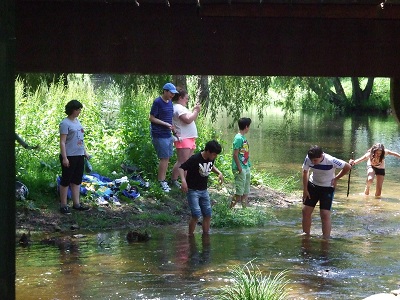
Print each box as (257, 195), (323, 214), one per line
(217, 261), (289, 300)
(211, 195), (274, 228)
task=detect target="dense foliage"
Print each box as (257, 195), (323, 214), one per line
(15, 74), (219, 202)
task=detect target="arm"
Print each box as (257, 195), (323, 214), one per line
(349, 152), (369, 166)
(385, 149), (400, 159)
(212, 166), (224, 185)
(178, 104), (201, 124)
(60, 134), (69, 167)
(331, 162), (352, 188)
(302, 169), (310, 200)
(232, 149), (242, 174)
(84, 147), (90, 159)
(149, 114), (173, 130)
(178, 167), (188, 193)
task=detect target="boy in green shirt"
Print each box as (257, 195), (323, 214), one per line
(230, 117), (252, 208)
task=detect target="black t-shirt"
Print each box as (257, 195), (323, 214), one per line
(180, 152), (215, 190)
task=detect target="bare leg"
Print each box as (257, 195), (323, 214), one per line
(375, 175), (384, 197)
(59, 185), (69, 207)
(202, 216), (211, 234)
(158, 158), (170, 181)
(189, 216), (198, 235)
(70, 183), (81, 207)
(364, 169), (375, 195)
(320, 209), (331, 239)
(230, 195), (239, 208)
(241, 194), (248, 208)
(302, 205), (314, 236)
(171, 148), (193, 180)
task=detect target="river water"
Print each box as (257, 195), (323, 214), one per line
(16, 111), (400, 299)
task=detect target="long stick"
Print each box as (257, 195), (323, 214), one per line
(347, 151), (354, 197)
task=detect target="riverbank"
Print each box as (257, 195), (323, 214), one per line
(16, 185), (300, 235)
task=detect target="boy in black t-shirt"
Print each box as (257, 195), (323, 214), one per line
(179, 140), (224, 235)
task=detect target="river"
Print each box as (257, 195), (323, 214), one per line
(16, 111), (400, 299)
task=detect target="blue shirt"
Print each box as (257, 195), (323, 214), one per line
(150, 96), (173, 138)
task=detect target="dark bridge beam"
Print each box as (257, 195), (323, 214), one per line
(15, 1), (400, 77)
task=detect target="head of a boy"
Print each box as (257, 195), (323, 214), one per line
(162, 82), (179, 99)
(238, 117), (252, 132)
(308, 145), (324, 165)
(204, 140), (222, 160)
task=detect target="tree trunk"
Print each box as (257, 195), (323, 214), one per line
(196, 75), (209, 115)
(351, 77), (363, 107)
(351, 77), (375, 109)
(362, 77), (375, 101)
(330, 77), (347, 107)
(172, 75), (187, 90)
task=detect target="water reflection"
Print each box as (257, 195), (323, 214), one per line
(173, 234), (212, 280)
(300, 235), (330, 262)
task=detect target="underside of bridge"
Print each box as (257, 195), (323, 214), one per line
(2, 1), (400, 298)
(14, 0), (400, 77)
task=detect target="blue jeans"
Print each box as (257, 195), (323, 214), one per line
(187, 189), (212, 218)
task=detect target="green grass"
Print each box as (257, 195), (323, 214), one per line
(216, 261), (290, 300)
(212, 194), (275, 228)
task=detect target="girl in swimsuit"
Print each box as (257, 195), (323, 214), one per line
(349, 143), (400, 197)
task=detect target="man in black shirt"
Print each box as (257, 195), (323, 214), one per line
(179, 140), (224, 235)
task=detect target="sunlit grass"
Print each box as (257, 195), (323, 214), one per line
(212, 195), (275, 228)
(216, 261), (290, 300)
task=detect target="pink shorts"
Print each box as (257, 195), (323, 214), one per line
(174, 138), (196, 149)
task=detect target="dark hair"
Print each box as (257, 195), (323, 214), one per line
(238, 117), (252, 130)
(172, 87), (188, 102)
(370, 143), (385, 162)
(204, 140), (222, 154)
(307, 145), (323, 159)
(65, 100), (83, 115)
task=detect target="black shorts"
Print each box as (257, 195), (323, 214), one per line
(59, 154), (84, 186)
(371, 166), (385, 176)
(303, 181), (335, 210)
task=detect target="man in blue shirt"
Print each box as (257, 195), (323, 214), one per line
(149, 82), (178, 192)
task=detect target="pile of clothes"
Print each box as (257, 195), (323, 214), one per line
(56, 172), (147, 207)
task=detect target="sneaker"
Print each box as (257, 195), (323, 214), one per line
(159, 180), (171, 192)
(110, 196), (121, 206)
(72, 204), (90, 211)
(60, 206), (71, 215)
(96, 196), (109, 205)
(171, 179), (181, 189)
(131, 174), (150, 188)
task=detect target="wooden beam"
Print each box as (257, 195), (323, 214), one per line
(0, 0), (16, 298)
(199, 3), (400, 19)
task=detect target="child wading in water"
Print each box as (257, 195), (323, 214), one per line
(349, 143), (400, 197)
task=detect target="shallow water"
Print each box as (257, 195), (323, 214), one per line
(15, 192), (400, 299)
(16, 111), (400, 299)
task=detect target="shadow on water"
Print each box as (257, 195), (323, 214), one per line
(16, 111), (400, 299)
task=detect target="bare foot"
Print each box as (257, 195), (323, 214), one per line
(364, 187), (370, 195)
